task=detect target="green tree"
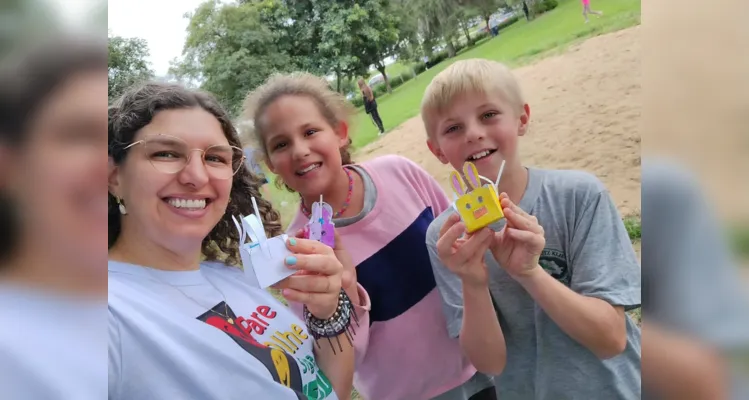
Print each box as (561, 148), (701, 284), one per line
(391, 0), (424, 64)
(468, 0), (506, 32)
(170, 0), (294, 115)
(416, 0), (462, 58)
(256, 0), (401, 93)
(108, 34), (154, 102)
(345, 1), (400, 93)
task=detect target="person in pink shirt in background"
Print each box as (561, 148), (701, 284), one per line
(241, 72), (497, 400)
(581, 0), (603, 23)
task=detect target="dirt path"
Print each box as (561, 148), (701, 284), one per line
(356, 26), (641, 216)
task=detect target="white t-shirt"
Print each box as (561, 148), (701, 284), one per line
(108, 260), (338, 400)
(0, 285), (107, 400)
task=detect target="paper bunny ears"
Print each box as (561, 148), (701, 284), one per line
(449, 160), (506, 233)
(233, 197), (295, 288)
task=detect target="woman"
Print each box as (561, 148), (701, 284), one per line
(357, 78), (385, 135)
(107, 82), (356, 399)
(0, 36), (108, 399)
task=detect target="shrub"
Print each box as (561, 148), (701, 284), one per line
(350, 96), (364, 108)
(533, 0), (558, 15)
(373, 84), (387, 97)
(426, 50), (449, 68)
(473, 29), (491, 42)
(389, 71), (414, 90)
(497, 14), (520, 31)
(413, 62), (427, 75)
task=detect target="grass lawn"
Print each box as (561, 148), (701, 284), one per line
(264, 0), (640, 225)
(350, 0), (641, 150)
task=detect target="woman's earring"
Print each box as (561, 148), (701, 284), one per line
(117, 198), (127, 215)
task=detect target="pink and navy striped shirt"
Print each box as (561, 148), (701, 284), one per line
(287, 155), (480, 400)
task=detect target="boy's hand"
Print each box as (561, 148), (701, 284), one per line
(436, 213), (494, 288)
(490, 193), (546, 280)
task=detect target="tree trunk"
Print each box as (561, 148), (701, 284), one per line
(376, 64), (391, 93)
(335, 69), (341, 93)
(484, 15), (491, 33)
(461, 22), (472, 46)
(446, 38), (456, 58)
(525, 0), (537, 20)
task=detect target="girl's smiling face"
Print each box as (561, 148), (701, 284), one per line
(261, 95), (349, 197)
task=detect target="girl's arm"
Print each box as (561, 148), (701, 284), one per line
(288, 284), (370, 399)
(313, 329), (355, 399)
(289, 283), (372, 363)
(285, 220), (374, 368)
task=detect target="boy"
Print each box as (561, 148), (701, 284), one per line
(422, 58), (641, 399)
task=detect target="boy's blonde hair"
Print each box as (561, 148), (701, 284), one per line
(421, 59), (525, 137)
(240, 71), (355, 192)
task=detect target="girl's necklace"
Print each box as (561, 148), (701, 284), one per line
(301, 167), (354, 218)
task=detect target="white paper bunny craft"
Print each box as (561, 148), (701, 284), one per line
(232, 197), (296, 289)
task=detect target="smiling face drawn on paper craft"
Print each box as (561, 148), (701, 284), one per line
(450, 162), (504, 233)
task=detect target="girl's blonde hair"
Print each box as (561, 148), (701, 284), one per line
(241, 72), (355, 193)
(421, 59), (526, 137)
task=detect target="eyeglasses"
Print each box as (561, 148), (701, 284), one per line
(124, 134), (246, 180)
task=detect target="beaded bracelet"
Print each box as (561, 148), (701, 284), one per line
(303, 288), (359, 354)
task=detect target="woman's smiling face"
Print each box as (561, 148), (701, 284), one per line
(109, 107), (234, 254)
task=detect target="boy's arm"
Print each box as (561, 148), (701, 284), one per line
(514, 267), (628, 359)
(516, 188), (639, 359)
(427, 229), (506, 374)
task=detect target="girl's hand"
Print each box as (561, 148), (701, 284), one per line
(489, 193), (546, 280)
(291, 228), (356, 291)
(436, 213), (494, 288)
(274, 237), (344, 320)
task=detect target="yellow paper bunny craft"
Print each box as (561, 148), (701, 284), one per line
(450, 161), (504, 233)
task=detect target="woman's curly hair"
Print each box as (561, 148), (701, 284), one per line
(108, 82), (282, 265)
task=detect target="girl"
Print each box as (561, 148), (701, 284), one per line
(0, 36), (108, 399)
(242, 72), (496, 400)
(107, 81), (354, 399)
(582, 0), (603, 23)
(357, 78), (385, 135)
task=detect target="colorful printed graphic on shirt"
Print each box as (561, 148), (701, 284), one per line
(198, 301), (334, 400)
(198, 302), (305, 399)
(539, 248), (571, 286)
(253, 311), (334, 399)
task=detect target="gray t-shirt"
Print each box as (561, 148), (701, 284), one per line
(426, 167), (642, 400)
(641, 160), (749, 399)
(337, 164), (495, 400)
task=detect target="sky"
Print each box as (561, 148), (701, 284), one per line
(108, 0), (207, 77)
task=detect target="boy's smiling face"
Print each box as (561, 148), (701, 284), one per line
(426, 90), (530, 182)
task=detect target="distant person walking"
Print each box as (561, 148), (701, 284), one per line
(581, 0), (603, 23)
(358, 78), (385, 135)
